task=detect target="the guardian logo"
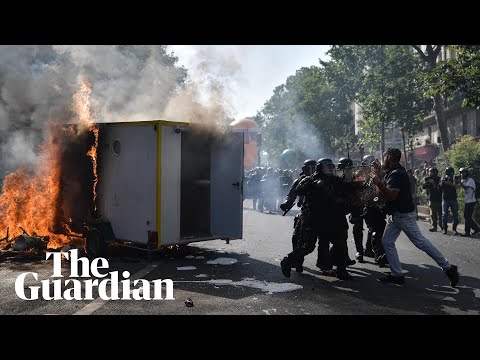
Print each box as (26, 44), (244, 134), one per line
(15, 249), (175, 301)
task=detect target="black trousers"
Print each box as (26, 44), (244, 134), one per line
(285, 214), (347, 272)
(349, 207), (364, 254)
(464, 202), (480, 235)
(363, 207), (386, 258)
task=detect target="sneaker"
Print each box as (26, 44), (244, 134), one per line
(280, 258), (291, 278)
(355, 252), (365, 263)
(445, 265), (459, 288)
(295, 264), (304, 273)
(346, 259), (356, 266)
(453, 230), (460, 236)
(336, 271), (353, 280)
(461, 233), (470, 237)
(378, 274), (405, 285)
(429, 227), (437, 232)
(443, 228), (448, 235)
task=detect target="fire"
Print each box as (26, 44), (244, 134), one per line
(0, 126), (82, 249)
(87, 126), (99, 212)
(0, 77), (99, 250)
(75, 78), (99, 212)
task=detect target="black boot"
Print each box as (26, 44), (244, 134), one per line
(280, 257), (291, 278)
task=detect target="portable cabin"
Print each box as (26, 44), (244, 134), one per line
(93, 120), (244, 251)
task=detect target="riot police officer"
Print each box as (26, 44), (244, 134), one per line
(360, 155), (388, 266)
(280, 158), (354, 280)
(338, 157), (364, 263)
(279, 159), (316, 273)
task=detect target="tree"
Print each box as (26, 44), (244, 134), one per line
(425, 45), (480, 109)
(256, 66), (355, 166)
(323, 45), (428, 159)
(444, 135), (480, 179)
(411, 45), (450, 151)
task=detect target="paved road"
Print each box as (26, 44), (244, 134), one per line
(0, 200), (479, 315)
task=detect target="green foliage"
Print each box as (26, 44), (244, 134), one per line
(444, 135), (480, 179)
(425, 45), (480, 109)
(324, 45), (428, 151)
(256, 65), (356, 166)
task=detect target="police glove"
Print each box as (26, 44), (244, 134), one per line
(280, 202), (290, 212)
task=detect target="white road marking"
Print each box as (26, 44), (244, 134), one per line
(73, 264), (157, 315)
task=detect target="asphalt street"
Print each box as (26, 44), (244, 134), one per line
(0, 199), (479, 315)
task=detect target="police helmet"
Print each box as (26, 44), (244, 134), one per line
(301, 159), (316, 176)
(337, 157), (354, 170)
(361, 155), (375, 165)
(429, 167), (438, 174)
(459, 167), (469, 176)
(316, 158), (335, 174)
(445, 167), (454, 176)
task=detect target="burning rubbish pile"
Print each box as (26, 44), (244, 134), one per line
(0, 80), (98, 255)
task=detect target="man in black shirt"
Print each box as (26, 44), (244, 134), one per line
(371, 148), (459, 287)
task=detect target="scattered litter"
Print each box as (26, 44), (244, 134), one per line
(262, 309), (277, 315)
(12, 235), (44, 251)
(209, 279), (233, 285)
(195, 274), (209, 278)
(185, 298), (194, 307)
(206, 257), (238, 265)
(206, 278), (303, 294)
(176, 266), (197, 271)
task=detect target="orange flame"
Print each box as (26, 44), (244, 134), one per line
(74, 78), (99, 211)
(87, 126), (99, 212)
(0, 125), (83, 249)
(0, 77), (98, 250)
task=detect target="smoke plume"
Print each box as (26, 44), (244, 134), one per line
(164, 46), (241, 128)
(0, 45), (188, 174)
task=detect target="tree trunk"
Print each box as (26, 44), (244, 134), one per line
(401, 130), (408, 167)
(433, 93), (449, 152)
(410, 139), (415, 170)
(380, 119), (385, 157)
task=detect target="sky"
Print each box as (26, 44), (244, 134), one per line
(167, 45), (331, 120)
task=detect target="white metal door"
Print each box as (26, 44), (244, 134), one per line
(211, 132), (244, 239)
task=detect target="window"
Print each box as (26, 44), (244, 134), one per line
(112, 139), (122, 156)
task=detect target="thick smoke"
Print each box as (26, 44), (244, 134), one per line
(164, 46), (241, 128)
(0, 45), (188, 175)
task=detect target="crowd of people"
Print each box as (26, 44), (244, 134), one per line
(243, 167), (295, 213)
(409, 162), (480, 237)
(249, 148), (460, 287)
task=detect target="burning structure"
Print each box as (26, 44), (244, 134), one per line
(0, 45), (245, 257)
(0, 118), (245, 256)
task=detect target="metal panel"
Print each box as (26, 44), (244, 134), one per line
(160, 125), (182, 245)
(210, 132), (244, 239)
(97, 125), (157, 244)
